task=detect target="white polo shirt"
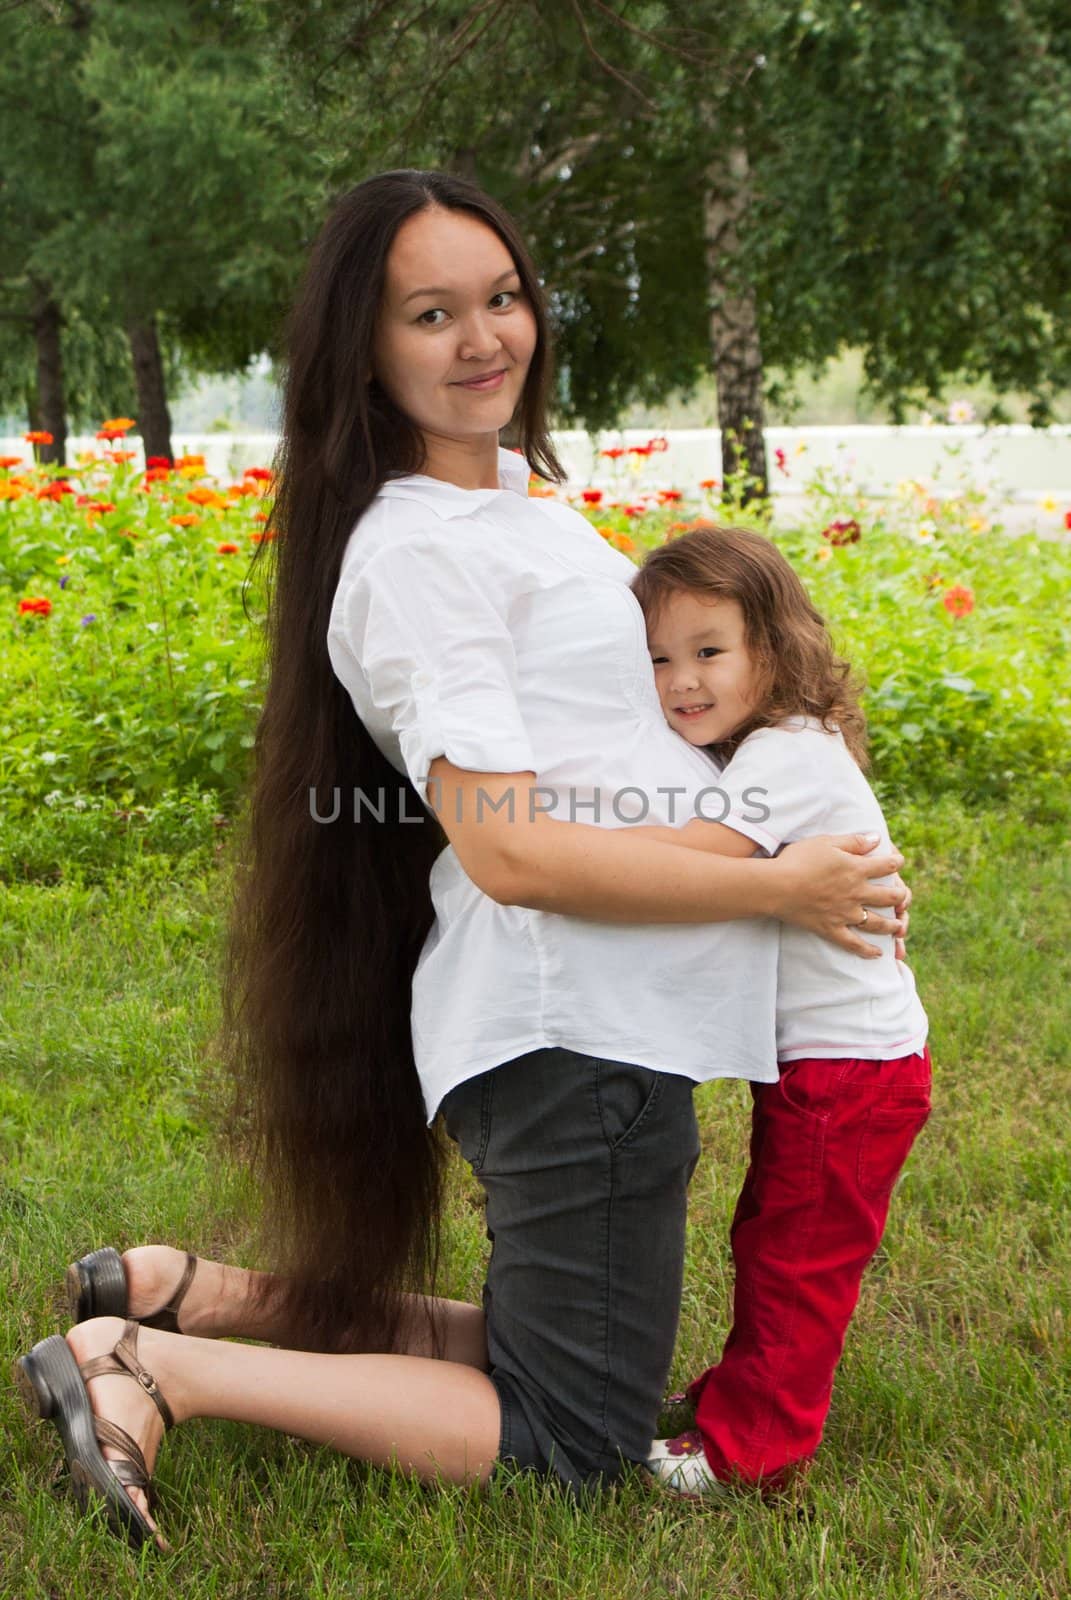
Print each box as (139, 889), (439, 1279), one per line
(326, 447), (780, 1120)
(716, 717), (929, 1062)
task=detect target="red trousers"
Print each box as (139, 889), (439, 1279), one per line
(688, 1048), (932, 1487)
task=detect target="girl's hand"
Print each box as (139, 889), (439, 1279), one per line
(773, 833), (907, 958)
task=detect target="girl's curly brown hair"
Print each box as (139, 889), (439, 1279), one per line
(631, 521), (869, 769)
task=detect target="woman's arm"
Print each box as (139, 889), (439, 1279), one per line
(425, 759), (904, 958)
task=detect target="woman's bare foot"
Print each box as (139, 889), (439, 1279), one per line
(65, 1316), (173, 1542)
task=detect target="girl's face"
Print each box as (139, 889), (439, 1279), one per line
(372, 207), (538, 459)
(645, 590), (760, 746)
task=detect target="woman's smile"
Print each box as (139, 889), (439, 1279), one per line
(452, 368), (508, 391)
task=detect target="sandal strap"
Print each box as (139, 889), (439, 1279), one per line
(93, 1416), (151, 1491)
(159, 1252), (197, 1328)
(79, 1319), (175, 1431)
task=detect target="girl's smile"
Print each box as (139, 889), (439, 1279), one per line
(646, 590), (760, 746)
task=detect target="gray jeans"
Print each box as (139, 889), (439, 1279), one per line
(440, 1046), (701, 1489)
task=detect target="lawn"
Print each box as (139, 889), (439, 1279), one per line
(2, 796), (1068, 1599)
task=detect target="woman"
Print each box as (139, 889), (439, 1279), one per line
(16, 170), (907, 1551)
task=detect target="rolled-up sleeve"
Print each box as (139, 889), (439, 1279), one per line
(332, 532), (536, 802)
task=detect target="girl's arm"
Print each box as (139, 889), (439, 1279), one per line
(425, 758), (904, 959)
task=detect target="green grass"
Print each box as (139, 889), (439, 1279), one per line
(2, 797), (1068, 1597)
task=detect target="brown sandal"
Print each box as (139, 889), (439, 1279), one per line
(66, 1247), (198, 1333)
(15, 1320), (173, 1551)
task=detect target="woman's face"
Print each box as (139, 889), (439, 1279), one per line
(372, 207), (538, 455)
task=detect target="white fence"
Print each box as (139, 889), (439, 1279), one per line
(4, 424), (1069, 502)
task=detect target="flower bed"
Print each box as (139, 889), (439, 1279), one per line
(2, 429), (1068, 840)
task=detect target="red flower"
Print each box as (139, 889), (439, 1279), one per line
(821, 518), (862, 546)
(623, 503), (646, 518)
(698, 477), (719, 491)
(581, 489), (603, 505)
(0, 454), (24, 468)
(250, 530), (276, 543)
(243, 466), (273, 482)
(146, 455), (172, 470)
(216, 541), (240, 555)
(627, 444), (652, 458)
(36, 480), (75, 501)
(657, 489), (683, 504)
(647, 435), (669, 453)
(144, 466), (171, 483)
(942, 584), (975, 617)
(18, 595), (52, 617)
(600, 447), (625, 460)
(775, 447), (788, 475)
(1065, 510), (1071, 531)
(24, 431), (53, 445)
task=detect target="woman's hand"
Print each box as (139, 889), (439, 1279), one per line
(889, 871), (911, 961)
(773, 833), (907, 958)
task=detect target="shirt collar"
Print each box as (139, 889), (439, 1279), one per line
(379, 445), (531, 518)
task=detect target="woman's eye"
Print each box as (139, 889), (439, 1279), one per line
(417, 308), (448, 326)
(490, 290), (520, 309)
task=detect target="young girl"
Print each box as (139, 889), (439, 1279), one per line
(629, 521), (932, 1496)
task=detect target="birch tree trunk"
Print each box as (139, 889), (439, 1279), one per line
(127, 315), (173, 462)
(704, 137), (767, 501)
(31, 287), (67, 466)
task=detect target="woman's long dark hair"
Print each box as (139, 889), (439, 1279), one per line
(221, 170), (564, 1353)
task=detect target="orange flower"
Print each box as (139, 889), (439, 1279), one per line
(698, 478), (719, 490)
(99, 416), (136, 434)
(252, 511), (269, 523)
(18, 595), (52, 617)
(657, 489), (683, 505)
(0, 482), (26, 501)
(144, 466), (171, 483)
(186, 487), (226, 508)
(84, 500), (116, 517)
(609, 531), (636, 553)
(250, 530), (276, 543)
(0, 454), (23, 469)
(24, 431), (53, 445)
(216, 541), (240, 555)
(169, 513), (201, 527)
(36, 480), (75, 500)
(104, 449), (138, 463)
(942, 584), (975, 617)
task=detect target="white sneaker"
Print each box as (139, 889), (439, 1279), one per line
(647, 1430), (729, 1499)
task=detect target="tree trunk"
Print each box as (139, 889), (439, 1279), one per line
(704, 138), (767, 502)
(126, 315), (173, 461)
(31, 288), (67, 467)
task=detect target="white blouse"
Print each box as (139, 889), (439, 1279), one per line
(716, 717), (929, 1063)
(326, 447), (780, 1120)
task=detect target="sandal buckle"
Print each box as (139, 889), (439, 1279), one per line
(137, 1370), (158, 1394)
